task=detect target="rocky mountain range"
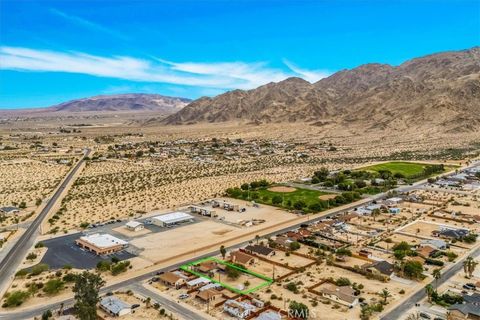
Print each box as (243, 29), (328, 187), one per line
(163, 47), (480, 133)
(49, 93), (191, 113)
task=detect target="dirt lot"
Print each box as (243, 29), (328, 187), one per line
(253, 263), (423, 320)
(268, 186), (296, 193)
(194, 197), (297, 226)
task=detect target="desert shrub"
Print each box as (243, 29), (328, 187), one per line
(2, 290), (30, 307)
(30, 264), (49, 276)
(43, 279), (64, 295)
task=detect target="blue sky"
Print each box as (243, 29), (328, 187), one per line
(0, 0), (479, 109)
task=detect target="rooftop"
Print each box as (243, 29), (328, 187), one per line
(152, 211), (193, 223)
(125, 221), (143, 228)
(100, 296), (130, 314)
(320, 283), (357, 304)
(79, 233), (128, 248)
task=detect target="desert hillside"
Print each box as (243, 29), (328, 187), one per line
(163, 47), (480, 133)
(50, 93), (191, 113)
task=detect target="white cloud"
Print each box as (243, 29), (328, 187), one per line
(283, 59), (330, 83)
(0, 46), (331, 91)
(50, 9), (130, 41)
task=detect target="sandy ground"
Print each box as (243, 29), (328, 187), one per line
(319, 194), (337, 200)
(268, 186), (296, 192)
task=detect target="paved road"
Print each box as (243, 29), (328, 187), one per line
(0, 194), (377, 320)
(0, 149), (91, 297)
(129, 283), (208, 320)
(0, 161), (477, 319)
(381, 246), (480, 319)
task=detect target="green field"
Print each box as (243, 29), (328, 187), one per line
(226, 184), (361, 213)
(255, 187), (330, 207)
(359, 161), (455, 180)
(180, 257), (273, 295)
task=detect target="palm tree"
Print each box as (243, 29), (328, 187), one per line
(371, 209), (381, 221)
(379, 288), (392, 304)
(145, 297), (151, 309)
(425, 284), (434, 303)
(432, 268), (441, 291)
(255, 235), (260, 244)
(220, 245), (226, 259)
(463, 256), (478, 278)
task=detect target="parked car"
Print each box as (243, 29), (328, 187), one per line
(131, 304), (140, 309)
(178, 294), (189, 299)
(419, 313), (431, 319)
(463, 283), (476, 290)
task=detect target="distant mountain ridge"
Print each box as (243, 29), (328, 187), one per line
(163, 47), (480, 133)
(49, 93), (191, 113)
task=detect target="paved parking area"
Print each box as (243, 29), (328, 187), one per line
(39, 233), (134, 269)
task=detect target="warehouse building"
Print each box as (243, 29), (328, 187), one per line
(75, 233), (128, 255)
(152, 212), (194, 227)
(125, 221), (144, 232)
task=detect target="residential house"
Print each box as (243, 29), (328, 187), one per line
(385, 197), (403, 206)
(362, 260), (394, 278)
(99, 296), (131, 317)
(319, 283), (358, 307)
(285, 231), (304, 241)
(223, 300), (256, 319)
(158, 272), (186, 289)
(196, 261), (219, 273)
(432, 228), (469, 240)
(244, 245), (275, 257)
(448, 293), (480, 319)
(417, 245), (437, 258)
(271, 236), (293, 249)
(420, 239), (448, 250)
(229, 251), (256, 266)
(0, 206), (20, 215)
(186, 277), (211, 289)
(196, 289), (223, 303)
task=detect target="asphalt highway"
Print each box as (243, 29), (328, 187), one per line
(0, 149), (91, 299)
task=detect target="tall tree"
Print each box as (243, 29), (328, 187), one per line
(463, 256), (478, 278)
(73, 271), (105, 320)
(220, 245), (226, 259)
(425, 284), (434, 303)
(379, 288), (392, 304)
(432, 269), (441, 291)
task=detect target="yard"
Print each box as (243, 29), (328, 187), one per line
(180, 257), (273, 294)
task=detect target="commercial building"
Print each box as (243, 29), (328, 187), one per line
(125, 221), (144, 232)
(75, 233), (128, 255)
(152, 212), (194, 227)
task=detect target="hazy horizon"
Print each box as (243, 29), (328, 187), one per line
(1, 0), (479, 109)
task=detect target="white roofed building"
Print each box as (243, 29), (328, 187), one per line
(152, 212), (194, 227)
(75, 233), (128, 255)
(125, 221), (144, 232)
(99, 296), (131, 317)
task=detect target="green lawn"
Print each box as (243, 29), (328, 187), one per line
(359, 161), (454, 180)
(255, 187), (330, 207)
